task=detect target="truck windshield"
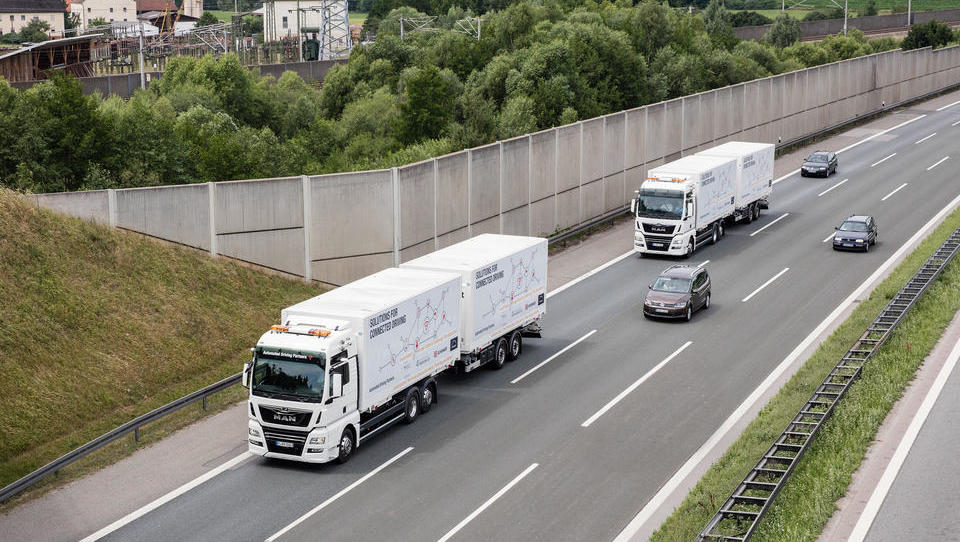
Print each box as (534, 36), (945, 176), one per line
(252, 350), (327, 403)
(637, 189), (684, 220)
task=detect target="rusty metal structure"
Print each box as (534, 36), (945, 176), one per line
(0, 34), (107, 82)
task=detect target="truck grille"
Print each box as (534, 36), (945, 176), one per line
(642, 224), (676, 235)
(259, 405), (312, 427)
(644, 234), (673, 251)
(263, 426), (309, 456)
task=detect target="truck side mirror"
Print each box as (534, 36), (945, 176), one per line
(331, 373), (343, 399)
(242, 362), (251, 388)
(630, 198), (637, 214)
(686, 202), (693, 217)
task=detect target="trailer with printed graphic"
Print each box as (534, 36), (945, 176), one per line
(243, 267), (461, 464)
(696, 141), (775, 223)
(401, 234), (548, 372)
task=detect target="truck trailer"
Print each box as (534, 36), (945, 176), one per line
(244, 234), (547, 464)
(695, 141), (775, 224)
(632, 155), (737, 257)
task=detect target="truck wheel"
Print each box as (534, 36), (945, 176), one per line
(745, 205), (754, 224)
(402, 388), (421, 424)
(335, 428), (355, 464)
(491, 338), (508, 370)
(420, 382), (435, 413)
(507, 331), (522, 361)
(719, 222), (725, 237)
(685, 238), (694, 258)
(753, 203), (761, 221)
(711, 224), (719, 245)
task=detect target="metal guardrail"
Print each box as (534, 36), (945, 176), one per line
(0, 372), (240, 504)
(696, 226), (960, 541)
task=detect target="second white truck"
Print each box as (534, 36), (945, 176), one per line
(244, 234), (547, 464)
(632, 141), (774, 257)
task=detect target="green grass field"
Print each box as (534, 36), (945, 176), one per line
(0, 189), (321, 494)
(651, 207), (960, 541)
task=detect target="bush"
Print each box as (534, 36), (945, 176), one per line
(863, 0), (877, 17)
(766, 12), (801, 48)
(902, 19), (954, 50)
(803, 8), (845, 21)
(730, 11), (772, 27)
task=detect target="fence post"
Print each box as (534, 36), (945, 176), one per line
(302, 175), (312, 283)
(392, 167), (401, 265)
(107, 189), (117, 228)
(207, 182), (217, 258)
(433, 159), (439, 250)
(499, 141), (504, 234)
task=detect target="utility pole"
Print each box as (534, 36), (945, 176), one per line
(138, 21), (146, 90)
(297, 0), (303, 61)
(843, 0), (848, 35)
(907, 0), (912, 26)
(400, 17), (404, 40)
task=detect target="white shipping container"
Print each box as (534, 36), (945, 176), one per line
(281, 268), (461, 411)
(696, 142), (774, 209)
(646, 156), (737, 226)
(401, 234), (547, 353)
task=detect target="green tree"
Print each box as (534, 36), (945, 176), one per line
(18, 19), (53, 43)
(863, 0), (878, 17)
(902, 20), (954, 50)
(702, 0), (736, 49)
(766, 13), (800, 48)
(398, 64), (456, 143)
(730, 11), (771, 27)
(197, 12), (220, 26)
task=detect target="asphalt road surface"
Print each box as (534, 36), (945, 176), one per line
(94, 103), (960, 542)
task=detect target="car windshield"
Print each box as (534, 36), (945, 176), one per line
(840, 221), (868, 232)
(637, 189), (684, 220)
(252, 349), (327, 402)
(652, 276), (691, 293)
(808, 154), (828, 163)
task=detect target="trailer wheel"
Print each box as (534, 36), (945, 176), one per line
(719, 221), (725, 237)
(402, 388), (421, 424)
(491, 338), (508, 370)
(753, 203), (761, 221)
(335, 427), (355, 464)
(507, 331), (522, 361)
(420, 382), (435, 414)
(710, 224), (719, 245)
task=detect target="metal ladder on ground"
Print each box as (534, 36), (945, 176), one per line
(696, 227), (960, 542)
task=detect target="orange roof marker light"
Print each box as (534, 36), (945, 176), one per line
(309, 328), (332, 337)
(270, 325), (289, 332)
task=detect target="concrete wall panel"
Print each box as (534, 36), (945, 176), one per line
(311, 253), (393, 287)
(700, 91), (717, 146)
(502, 206), (529, 236)
(556, 124), (581, 192)
(662, 99), (683, 159)
(310, 170), (393, 260)
(603, 173), (625, 213)
(501, 137), (530, 212)
(215, 177), (302, 234)
(626, 165), (647, 196)
(116, 184), (210, 250)
(530, 197), (556, 237)
(645, 103), (666, 162)
(580, 179), (604, 223)
(625, 107), (646, 169)
(715, 86), (737, 142)
(581, 118), (604, 183)
(470, 143), (501, 222)
(400, 239), (435, 263)
(436, 151), (469, 235)
(398, 160), (435, 250)
(556, 189), (580, 231)
(604, 113), (625, 177)
(437, 226), (470, 250)
(530, 130), (557, 201)
(35, 190), (110, 225)
(681, 95), (700, 152)
(742, 81), (761, 133)
(471, 215), (500, 236)
(218, 228), (304, 277)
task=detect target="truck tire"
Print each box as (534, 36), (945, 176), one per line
(491, 338), (508, 370)
(335, 427), (355, 464)
(420, 382), (435, 413)
(402, 388), (421, 424)
(507, 330), (522, 361)
(710, 224), (719, 245)
(684, 238), (695, 258)
(753, 203), (761, 221)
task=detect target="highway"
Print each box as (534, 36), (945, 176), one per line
(87, 99), (960, 542)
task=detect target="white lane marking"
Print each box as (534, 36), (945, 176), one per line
(581, 341), (692, 428)
(881, 183), (909, 202)
(818, 178), (849, 197)
(546, 250), (634, 300)
(265, 447), (414, 542)
(436, 463), (539, 542)
(823, 232), (836, 243)
(611, 189), (960, 542)
(847, 336), (960, 542)
(772, 168), (801, 185)
(836, 115), (927, 154)
(698, 260), (710, 268)
(80, 453), (251, 542)
(927, 156), (950, 171)
(750, 213), (790, 237)
(915, 132), (937, 144)
(870, 153), (897, 167)
(953, 120), (960, 127)
(511, 330), (597, 384)
(936, 99), (960, 111)
(741, 268), (790, 303)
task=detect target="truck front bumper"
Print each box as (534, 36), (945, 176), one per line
(248, 420), (338, 463)
(634, 233), (689, 256)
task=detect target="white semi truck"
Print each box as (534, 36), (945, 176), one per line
(244, 234), (547, 464)
(632, 141), (774, 257)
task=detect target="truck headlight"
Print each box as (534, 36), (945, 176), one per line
(672, 237), (684, 246)
(248, 427), (261, 437)
(309, 436), (326, 444)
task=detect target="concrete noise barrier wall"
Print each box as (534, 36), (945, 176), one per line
(733, 8), (960, 42)
(34, 46), (960, 286)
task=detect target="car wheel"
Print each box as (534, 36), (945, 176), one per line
(705, 293), (711, 310)
(685, 306), (693, 322)
(863, 240), (869, 253)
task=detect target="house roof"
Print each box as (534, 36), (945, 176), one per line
(136, 0), (184, 12)
(0, 0), (66, 13)
(0, 34), (101, 63)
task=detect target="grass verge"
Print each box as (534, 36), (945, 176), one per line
(650, 205), (960, 541)
(0, 189), (319, 502)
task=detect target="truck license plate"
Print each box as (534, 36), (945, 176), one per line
(275, 441), (294, 448)
(652, 243), (664, 248)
